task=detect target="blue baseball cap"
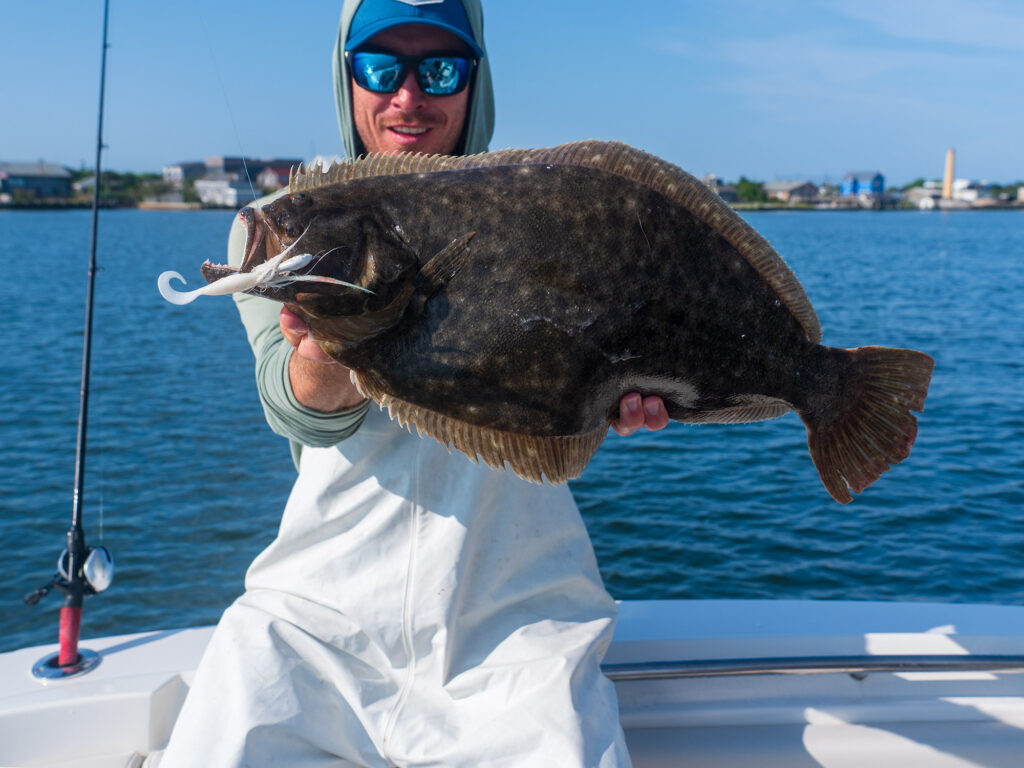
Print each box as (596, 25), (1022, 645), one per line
(347, 0), (484, 58)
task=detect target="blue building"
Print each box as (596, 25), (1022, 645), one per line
(841, 171), (885, 198)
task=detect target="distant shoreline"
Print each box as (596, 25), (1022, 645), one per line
(136, 201), (202, 211)
(732, 202), (1024, 213)
(2, 200), (1022, 213)
(1, 200), (216, 211)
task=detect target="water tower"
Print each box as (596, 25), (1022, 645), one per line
(942, 148), (954, 200)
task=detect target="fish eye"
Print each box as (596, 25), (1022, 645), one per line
(276, 213), (298, 237)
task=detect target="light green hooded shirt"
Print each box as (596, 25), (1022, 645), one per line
(228, 0), (495, 468)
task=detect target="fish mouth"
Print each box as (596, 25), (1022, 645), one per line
(200, 206), (292, 300)
(200, 205), (265, 272)
(239, 206), (273, 272)
(199, 205), (371, 303)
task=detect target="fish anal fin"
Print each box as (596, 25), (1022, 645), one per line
(352, 370), (607, 484)
(801, 346), (935, 504)
(676, 397), (791, 424)
(417, 232), (475, 296)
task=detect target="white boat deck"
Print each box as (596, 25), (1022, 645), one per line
(4, 599), (1024, 767)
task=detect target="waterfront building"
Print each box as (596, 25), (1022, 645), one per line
(763, 181), (817, 203)
(165, 155), (303, 205)
(952, 179), (994, 203)
(255, 165), (293, 191)
(204, 156), (303, 178)
(841, 171), (885, 198)
(905, 186), (941, 209)
(701, 174), (738, 203)
(193, 174), (260, 207)
(817, 183), (840, 200)
(0, 161), (71, 201)
(162, 162), (206, 186)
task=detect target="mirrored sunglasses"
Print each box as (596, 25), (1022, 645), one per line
(346, 50), (477, 96)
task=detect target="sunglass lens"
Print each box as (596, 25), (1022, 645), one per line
(352, 52), (404, 93)
(417, 57), (468, 95)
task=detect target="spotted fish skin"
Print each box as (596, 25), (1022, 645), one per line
(204, 141), (933, 502)
(308, 166), (810, 432)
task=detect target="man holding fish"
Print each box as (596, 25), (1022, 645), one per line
(162, 1), (661, 765)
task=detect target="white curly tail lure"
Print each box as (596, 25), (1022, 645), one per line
(157, 232), (372, 306)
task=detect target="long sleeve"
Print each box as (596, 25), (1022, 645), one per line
(227, 198), (369, 468)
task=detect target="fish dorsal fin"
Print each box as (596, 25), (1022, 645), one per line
(290, 141), (822, 343)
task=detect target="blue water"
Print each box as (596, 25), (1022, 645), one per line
(1, 209), (1021, 653)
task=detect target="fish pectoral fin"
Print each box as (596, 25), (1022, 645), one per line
(351, 369), (607, 484)
(306, 276), (417, 353)
(416, 232), (475, 296)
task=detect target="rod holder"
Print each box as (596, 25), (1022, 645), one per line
(31, 648), (101, 681)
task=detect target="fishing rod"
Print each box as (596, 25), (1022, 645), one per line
(24, 0), (115, 679)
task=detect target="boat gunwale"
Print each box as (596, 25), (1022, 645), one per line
(603, 654), (1024, 680)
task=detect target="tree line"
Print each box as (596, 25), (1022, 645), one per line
(69, 169), (193, 205)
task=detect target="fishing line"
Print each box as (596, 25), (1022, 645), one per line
(310, 246), (349, 270)
(93, 382), (105, 543)
(194, 5), (260, 202)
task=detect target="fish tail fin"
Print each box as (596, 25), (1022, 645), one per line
(800, 346), (934, 504)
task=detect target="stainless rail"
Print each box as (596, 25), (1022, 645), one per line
(602, 655), (1024, 681)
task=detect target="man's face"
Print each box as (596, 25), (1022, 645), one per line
(351, 24), (471, 156)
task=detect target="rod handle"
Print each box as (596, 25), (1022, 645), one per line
(59, 605), (82, 667)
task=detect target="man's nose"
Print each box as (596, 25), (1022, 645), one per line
(391, 69), (428, 108)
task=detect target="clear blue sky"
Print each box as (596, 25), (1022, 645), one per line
(4, 0), (1022, 186)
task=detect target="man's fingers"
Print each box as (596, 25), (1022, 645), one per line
(612, 393), (644, 436)
(641, 395), (670, 431)
(611, 393), (669, 436)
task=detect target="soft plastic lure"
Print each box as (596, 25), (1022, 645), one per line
(158, 241), (371, 306)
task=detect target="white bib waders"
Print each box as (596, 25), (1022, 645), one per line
(162, 408), (630, 767)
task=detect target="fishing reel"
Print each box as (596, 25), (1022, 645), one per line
(58, 545), (115, 594)
(24, 545), (115, 606)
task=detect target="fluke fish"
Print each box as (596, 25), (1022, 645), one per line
(159, 141), (934, 503)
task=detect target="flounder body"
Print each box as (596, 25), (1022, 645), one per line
(197, 141), (934, 503)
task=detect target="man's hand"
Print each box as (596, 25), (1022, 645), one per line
(280, 308), (366, 412)
(280, 307), (336, 363)
(611, 392), (669, 437)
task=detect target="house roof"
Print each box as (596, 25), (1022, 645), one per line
(0, 162), (71, 179)
(764, 180), (815, 192)
(844, 171), (883, 181)
(257, 165), (293, 176)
